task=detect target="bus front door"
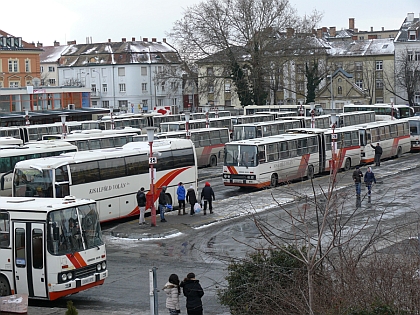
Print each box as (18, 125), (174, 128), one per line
(13, 222), (47, 298)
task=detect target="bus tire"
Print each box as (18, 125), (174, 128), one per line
(209, 155), (217, 167)
(0, 275), (11, 296)
(270, 174), (278, 187)
(307, 165), (315, 179)
(396, 146), (402, 158)
(344, 158), (351, 171)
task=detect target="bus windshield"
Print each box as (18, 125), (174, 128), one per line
(47, 203), (103, 255)
(13, 168), (54, 198)
(225, 144), (257, 167)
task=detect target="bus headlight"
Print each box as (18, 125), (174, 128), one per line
(61, 273), (67, 281)
(101, 261), (107, 270)
(97, 264), (102, 271)
(67, 272), (73, 280)
(223, 174), (230, 179)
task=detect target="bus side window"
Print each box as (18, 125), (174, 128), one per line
(0, 212), (10, 247)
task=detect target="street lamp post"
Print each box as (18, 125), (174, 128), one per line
(60, 115), (67, 139)
(330, 113), (338, 181)
(185, 111), (191, 139)
(146, 127), (157, 227)
(330, 74), (334, 111)
(204, 105), (210, 128)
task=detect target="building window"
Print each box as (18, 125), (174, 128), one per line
(337, 86), (342, 95)
(376, 79), (383, 89)
(355, 62), (362, 71)
(170, 82), (177, 90)
(297, 81), (304, 91)
(118, 67), (125, 76)
(119, 83), (126, 92)
(48, 79), (56, 85)
(415, 51), (420, 61)
(359, 36), (364, 40)
(40, 66), (44, 72)
(141, 67), (147, 76)
(41, 79), (45, 86)
(157, 99), (164, 106)
(161, 82), (165, 92)
(91, 84), (97, 92)
(208, 85), (214, 93)
(207, 67), (214, 76)
(408, 51), (413, 61)
(375, 97), (384, 103)
(409, 30), (416, 40)
(119, 100), (128, 108)
(0, 82), (3, 88)
(356, 80), (363, 89)
(225, 81), (231, 92)
(142, 83), (147, 92)
(92, 101), (98, 107)
(103, 84), (107, 93)
(172, 98), (177, 105)
(9, 81), (19, 88)
(102, 101), (110, 108)
(142, 100), (148, 107)
(8, 60), (18, 72)
(26, 80), (31, 86)
(157, 66), (163, 73)
(48, 66), (55, 72)
(25, 60), (30, 72)
(375, 61), (383, 71)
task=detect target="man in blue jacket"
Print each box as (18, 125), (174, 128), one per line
(177, 182), (186, 215)
(364, 167), (376, 196)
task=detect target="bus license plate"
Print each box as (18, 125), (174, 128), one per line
(81, 276), (95, 285)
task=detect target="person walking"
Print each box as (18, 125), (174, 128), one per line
(180, 272), (204, 315)
(186, 185), (198, 216)
(136, 187), (147, 225)
(159, 186), (169, 222)
(352, 166), (363, 197)
(177, 182), (186, 215)
(364, 167), (377, 196)
(371, 142), (383, 166)
(163, 274), (181, 315)
(201, 182), (215, 215)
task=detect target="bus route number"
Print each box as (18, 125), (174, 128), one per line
(149, 157), (157, 164)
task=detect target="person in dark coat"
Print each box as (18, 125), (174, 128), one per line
(364, 167), (376, 196)
(200, 182), (215, 215)
(158, 186), (169, 222)
(180, 272), (204, 315)
(136, 187), (147, 225)
(352, 166), (363, 197)
(370, 142), (383, 166)
(186, 185), (198, 216)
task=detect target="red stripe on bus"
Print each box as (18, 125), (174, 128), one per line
(227, 166), (238, 174)
(48, 279), (105, 300)
(146, 167), (190, 202)
(297, 154), (310, 177)
(66, 254), (82, 269)
(72, 252), (87, 267)
(200, 144), (223, 165)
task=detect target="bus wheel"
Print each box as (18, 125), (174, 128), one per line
(307, 165), (315, 179)
(270, 174), (278, 187)
(209, 155), (217, 167)
(344, 158), (351, 171)
(0, 275), (11, 296)
(396, 146), (402, 158)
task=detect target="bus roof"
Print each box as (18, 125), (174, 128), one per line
(0, 196), (95, 213)
(0, 140), (77, 157)
(227, 132), (318, 146)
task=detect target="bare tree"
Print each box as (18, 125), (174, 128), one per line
(393, 48), (420, 106)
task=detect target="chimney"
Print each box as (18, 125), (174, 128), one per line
(407, 13), (414, 22)
(286, 27), (294, 38)
(108, 39), (111, 43)
(122, 38), (126, 42)
(349, 18), (355, 30)
(316, 28), (322, 38)
(322, 27), (327, 33)
(382, 27), (384, 31)
(163, 38), (166, 43)
(143, 38), (148, 42)
(152, 38), (156, 42)
(67, 40), (76, 45)
(352, 35), (358, 40)
(54, 40), (60, 46)
(132, 37), (136, 42)
(37, 42), (43, 47)
(329, 27), (336, 37)
(368, 34), (378, 39)
(370, 27), (373, 32)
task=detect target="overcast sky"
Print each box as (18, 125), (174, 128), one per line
(2, 0), (418, 46)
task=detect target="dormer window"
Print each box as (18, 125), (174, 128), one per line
(409, 30), (416, 40)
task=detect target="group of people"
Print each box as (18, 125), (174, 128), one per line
(352, 142), (381, 197)
(163, 272), (204, 315)
(136, 182), (216, 225)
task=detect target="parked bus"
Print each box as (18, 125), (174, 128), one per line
(408, 117), (420, 152)
(0, 141), (78, 197)
(0, 196), (108, 300)
(343, 103), (414, 120)
(132, 127), (230, 167)
(42, 129), (140, 151)
(12, 139), (197, 222)
(18, 121), (83, 143)
(223, 133), (321, 188)
(0, 126), (21, 139)
(0, 137), (23, 147)
(243, 104), (324, 116)
(229, 114), (276, 126)
(233, 120), (302, 141)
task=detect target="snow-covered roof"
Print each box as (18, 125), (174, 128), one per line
(325, 38), (394, 57)
(40, 45), (71, 63)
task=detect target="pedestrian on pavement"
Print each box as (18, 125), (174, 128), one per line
(364, 167), (377, 196)
(201, 182), (215, 215)
(136, 187), (147, 225)
(180, 272), (204, 315)
(159, 186), (169, 222)
(163, 274), (181, 315)
(371, 142), (383, 166)
(186, 185), (198, 216)
(177, 182), (186, 215)
(352, 166), (363, 197)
